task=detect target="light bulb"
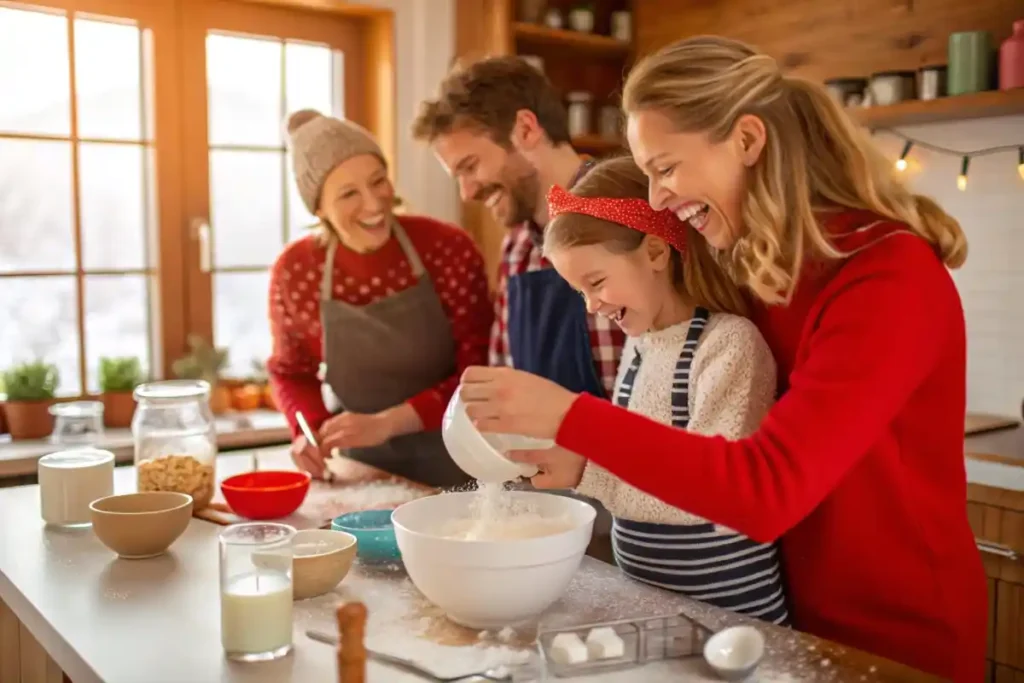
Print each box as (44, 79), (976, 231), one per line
(957, 175), (967, 191)
(895, 158), (908, 172)
(895, 140), (913, 173)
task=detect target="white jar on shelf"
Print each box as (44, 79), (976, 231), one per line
(567, 92), (593, 138)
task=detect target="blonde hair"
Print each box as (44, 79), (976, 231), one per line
(622, 36), (967, 304)
(544, 156), (749, 316)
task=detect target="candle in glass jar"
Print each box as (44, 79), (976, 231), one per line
(220, 572), (293, 656)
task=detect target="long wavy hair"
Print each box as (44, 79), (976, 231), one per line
(622, 36), (967, 304)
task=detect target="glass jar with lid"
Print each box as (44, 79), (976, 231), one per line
(132, 380), (217, 509)
(49, 400), (105, 445)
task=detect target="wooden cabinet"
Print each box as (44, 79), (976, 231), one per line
(967, 483), (1024, 682)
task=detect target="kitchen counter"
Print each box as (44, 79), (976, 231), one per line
(0, 410), (290, 480)
(0, 449), (939, 683)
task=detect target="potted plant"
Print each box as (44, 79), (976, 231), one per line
(1, 360), (60, 440)
(98, 356), (145, 428)
(568, 2), (595, 33)
(172, 335), (232, 414)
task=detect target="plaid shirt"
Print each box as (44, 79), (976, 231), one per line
(488, 221), (625, 397)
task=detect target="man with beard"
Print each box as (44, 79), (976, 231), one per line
(411, 56), (625, 400)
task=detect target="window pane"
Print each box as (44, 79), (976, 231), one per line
(0, 139), (75, 273)
(214, 271), (271, 378)
(210, 149), (283, 268)
(0, 6), (70, 136)
(74, 17), (143, 141)
(286, 159), (317, 242)
(80, 143), (148, 270)
(284, 41), (333, 117)
(207, 33), (282, 146)
(84, 274), (151, 393)
(0, 276), (80, 395)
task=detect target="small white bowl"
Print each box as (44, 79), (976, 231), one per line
(441, 391), (549, 483)
(703, 625), (765, 681)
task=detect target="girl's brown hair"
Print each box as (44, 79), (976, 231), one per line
(622, 35), (967, 305)
(544, 156), (749, 316)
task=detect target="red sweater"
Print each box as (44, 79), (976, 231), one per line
(557, 212), (986, 682)
(267, 215), (493, 437)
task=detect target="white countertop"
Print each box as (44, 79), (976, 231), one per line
(0, 410), (290, 478)
(0, 451), (928, 683)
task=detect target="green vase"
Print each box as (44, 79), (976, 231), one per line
(948, 31), (994, 95)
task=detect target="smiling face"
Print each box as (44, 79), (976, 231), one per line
(628, 108), (760, 251)
(317, 154), (395, 252)
(431, 128), (540, 228)
(547, 233), (680, 336)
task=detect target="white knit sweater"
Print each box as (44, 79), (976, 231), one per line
(575, 313), (777, 527)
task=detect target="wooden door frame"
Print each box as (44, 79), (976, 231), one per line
(177, 0), (386, 366)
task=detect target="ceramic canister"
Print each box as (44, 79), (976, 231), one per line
(38, 448), (115, 527)
(948, 31), (994, 95)
(999, 20), (1024, 90)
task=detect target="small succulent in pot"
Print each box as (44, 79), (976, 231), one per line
(1, 360), (60, 440)
(172, 335), (232, 414)
(98, 356), (145, 428)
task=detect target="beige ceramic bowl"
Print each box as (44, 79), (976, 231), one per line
(291, 529), (358, 600)
(90, 492), (193, 559)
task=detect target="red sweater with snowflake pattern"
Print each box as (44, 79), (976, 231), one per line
(556, 212), (987, 682)
(266, 215), (493, 438)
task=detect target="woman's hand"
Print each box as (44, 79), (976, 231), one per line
(509, 446), (587, 489)
(459, 366), (578, 440)
(320, 411), (395, 451)
(290, 435), (327, 479)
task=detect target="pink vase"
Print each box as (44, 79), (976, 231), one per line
(999, 20), (1024, 90)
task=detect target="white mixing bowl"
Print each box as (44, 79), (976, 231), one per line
(392, 491), (596, 629)
(441, 390), (550, 483)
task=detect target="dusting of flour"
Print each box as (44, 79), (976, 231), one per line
(438, 482), (574, 540)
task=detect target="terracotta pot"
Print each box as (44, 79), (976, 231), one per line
(5, 399), (55, 440)
(209, 384), (233, 415)
(262, 384), (277, 411)
(231, 384), (263, 412)
(0, 403), (7, 435)
(101, 390), (137, 429)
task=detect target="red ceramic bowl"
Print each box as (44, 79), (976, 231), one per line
(220, 470), (312, 520)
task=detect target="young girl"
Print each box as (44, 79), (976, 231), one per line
(544, 156), (789, 625)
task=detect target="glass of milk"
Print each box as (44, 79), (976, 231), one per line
(38, 448), (115, 528)
(219, 522), (297, 662)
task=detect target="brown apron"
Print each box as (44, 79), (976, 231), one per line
(319, 220), (472, 488)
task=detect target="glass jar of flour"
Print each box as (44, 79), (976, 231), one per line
(132, 380), (217, 509)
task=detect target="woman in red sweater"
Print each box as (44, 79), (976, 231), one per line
(458, 37), (987, 680)
(269, 109), (492, 487)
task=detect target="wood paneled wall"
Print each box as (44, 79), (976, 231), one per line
(634, 0), (1020, 82)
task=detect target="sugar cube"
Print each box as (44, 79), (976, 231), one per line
(550, 632), (589, 665)
(585, 627), (625, 659)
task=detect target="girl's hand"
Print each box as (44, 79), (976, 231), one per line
(508, 446), (586, 489)
(459, 366), (578, 440)
(290, 434), (327, 479)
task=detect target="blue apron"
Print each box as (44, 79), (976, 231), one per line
(611, 308), (790, 626)
(505, 159), (606, 398)
(506, 269), (605, 398)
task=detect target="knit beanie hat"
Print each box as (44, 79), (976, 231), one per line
(284, 109), (386, 215)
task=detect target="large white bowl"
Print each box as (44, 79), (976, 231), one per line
(441, 391), (549, 483)
(392, 491), (596, 629)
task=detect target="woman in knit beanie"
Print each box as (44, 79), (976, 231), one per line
(267, 109), (492, 487)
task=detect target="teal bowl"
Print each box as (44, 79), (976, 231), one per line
(331, 510), (401, 563)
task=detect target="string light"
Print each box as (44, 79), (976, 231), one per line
(895, 140), (913, 172)
(879, 131), (1024, 190)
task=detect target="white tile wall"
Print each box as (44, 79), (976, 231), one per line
(874, 116), (1024, 416)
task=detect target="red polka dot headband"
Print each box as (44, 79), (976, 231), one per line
(547, 184), (689, 254)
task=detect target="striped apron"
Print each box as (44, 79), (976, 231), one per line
(611, 308), (790, 625)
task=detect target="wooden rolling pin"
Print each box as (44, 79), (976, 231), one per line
(336, 601), (368, 683)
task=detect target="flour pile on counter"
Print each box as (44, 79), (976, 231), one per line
(437, 482), (575, 540)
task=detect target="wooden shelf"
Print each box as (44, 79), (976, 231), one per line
(853, 88), (1024, 128)
(572, 134), (624, 155)
(513, 22), (631, 57)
